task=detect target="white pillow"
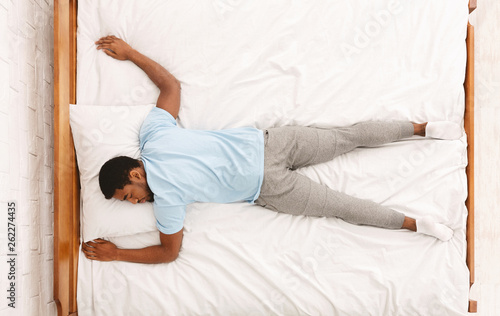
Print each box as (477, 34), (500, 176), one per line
(69, 104), (157, 241)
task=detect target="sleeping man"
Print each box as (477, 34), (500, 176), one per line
(82, 36), (461, 264)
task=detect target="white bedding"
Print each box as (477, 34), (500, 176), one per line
(75, 0), (471, 315)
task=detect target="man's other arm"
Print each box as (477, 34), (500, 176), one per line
(82, 229), (183, 264)
(95, 35), (181, 119)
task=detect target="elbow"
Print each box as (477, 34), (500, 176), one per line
(172, 78), (181, 92)
(167, 252), (179, 263)
(174, 78), (181, 89)
(159, 77), (181, 93)
(162, 248), (180, 263)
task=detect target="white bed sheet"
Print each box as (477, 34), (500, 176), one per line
(76, 0), (471, 315)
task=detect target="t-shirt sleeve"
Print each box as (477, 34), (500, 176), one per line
(140, 107), (177, 150)
(149, 107), (177, 126)
(153, 203), (186, 235)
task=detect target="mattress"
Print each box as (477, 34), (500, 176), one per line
(75, 0), (471, 315)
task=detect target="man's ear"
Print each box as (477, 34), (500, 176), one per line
(129, 168), (142, 180)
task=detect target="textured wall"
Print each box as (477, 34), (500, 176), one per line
(0, 0), (56, 315)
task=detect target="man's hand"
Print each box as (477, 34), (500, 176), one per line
(82, 238), (118, 261)
(95, 36), (134, 61)
(95, 34), (181, 119)
(81, 230), (183, 264)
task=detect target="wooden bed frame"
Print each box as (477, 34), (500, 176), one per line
(53, 1), (478, 314)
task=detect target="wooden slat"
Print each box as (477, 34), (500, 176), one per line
(54, 0), (79, 315)
(465, 4), (476, 314)
(464, 14), (476, 313)
(469, 300), (478, 313)
(70, 3), (79, 314)
(464, 21), (475, 290)
(53, 0), (70, 314)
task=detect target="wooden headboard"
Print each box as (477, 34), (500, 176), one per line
(52, 1), (477, 314)
(54, 0), (78, 315)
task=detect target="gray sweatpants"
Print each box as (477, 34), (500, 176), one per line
(254, 121), (415, 229)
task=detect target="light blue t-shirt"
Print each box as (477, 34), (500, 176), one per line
(139, 107), (264, 235)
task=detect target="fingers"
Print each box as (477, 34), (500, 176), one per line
(96, 43), (112, 50)
(103, 49), (117, 58)
(94, 238), (109, 243)
(82, 239), (108, 260)
(95, 35), (119, 44)
(83, 241), (95, 248)
(96, 35), (116, 41)
(81, 240), (116, 261)
(96, 40), (113, 46)
(95, 42), (122, 60)
(95, 36), (130, 61)
(96, 46), (118, 58)
(82, 242), (97, 260)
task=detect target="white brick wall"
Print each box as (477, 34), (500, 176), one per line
(0, 0), (56, 315)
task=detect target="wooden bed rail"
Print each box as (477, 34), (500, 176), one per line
(465, 19), (476, 314)
(466, 4), (476, 315)
(54, 0), (79, 315)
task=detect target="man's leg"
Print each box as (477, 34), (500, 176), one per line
(256, 121), (454, 240)
(266, 121), (415, 170)
(258, 169), (406, 229)
(256, 170), (453, 241)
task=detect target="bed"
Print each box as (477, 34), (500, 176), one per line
(54, 0), (477, 315)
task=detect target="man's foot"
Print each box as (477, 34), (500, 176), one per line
(425, 121), (462, 140)
(412, 123), (427, 137)
(416, 216), (454, 241)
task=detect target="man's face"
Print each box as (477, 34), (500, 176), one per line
(112, 168), (154, 204)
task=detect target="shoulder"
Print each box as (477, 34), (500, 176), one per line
(140, 107), (178, 148)
(144, 107), (177, 127)
(153, 201), (186, 235)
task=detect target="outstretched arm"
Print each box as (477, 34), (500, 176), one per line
(95, 35), (181, 119)
(82, 229), (184, 264)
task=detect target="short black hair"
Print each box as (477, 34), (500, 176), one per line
(99, 156), (141, 199)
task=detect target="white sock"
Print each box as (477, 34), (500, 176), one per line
(425, 121), (462, 140)
(416, 216), (454, 241)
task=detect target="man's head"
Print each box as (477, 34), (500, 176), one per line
(99, 156), (154, 204)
